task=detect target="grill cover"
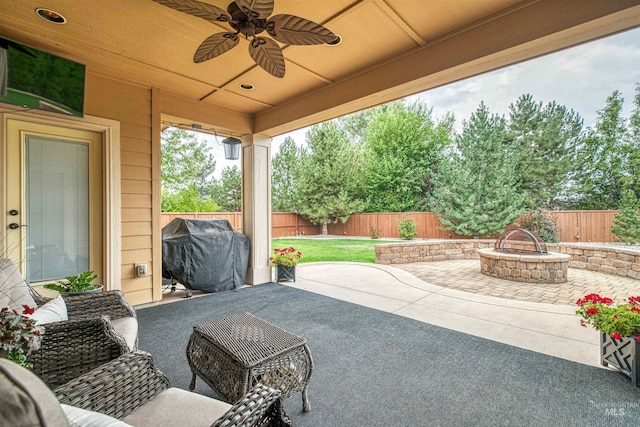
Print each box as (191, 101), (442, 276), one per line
(162, 218), (249, 292)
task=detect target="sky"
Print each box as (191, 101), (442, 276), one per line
(207, 27), (640, 176)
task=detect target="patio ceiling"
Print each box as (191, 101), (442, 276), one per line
(0, 0), (639, 136)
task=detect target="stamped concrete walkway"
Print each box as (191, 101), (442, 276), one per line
(288, 262), (613, 369)
(395, 259), (640, 305)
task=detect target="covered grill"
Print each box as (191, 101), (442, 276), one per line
(162, 218), (250, 293)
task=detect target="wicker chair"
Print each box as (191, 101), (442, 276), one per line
(27, 289), (138, 389)
(54, 351), (292, 427)
(0, 257), (137, 389)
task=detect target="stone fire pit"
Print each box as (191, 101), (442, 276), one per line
(478, 248), (570, 284)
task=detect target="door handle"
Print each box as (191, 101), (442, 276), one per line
(9, 209), (19, 216)
(8, 223), (20, 229)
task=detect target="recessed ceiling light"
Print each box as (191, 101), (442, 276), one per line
(36, 8), (67, 24)
(239, 83), (254, 90)
(326, 35), (342, 46)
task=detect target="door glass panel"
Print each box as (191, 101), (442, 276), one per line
(25, 135), (89, 281)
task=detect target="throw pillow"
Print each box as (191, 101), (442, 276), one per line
(30, 296), (68, 324)
(0, 258), (37, 311)
(0, 358), (70, 426)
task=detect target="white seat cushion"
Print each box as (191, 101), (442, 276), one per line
(121, 388), (231, 427)
(0, 258), (37, 311)
(61, 404), (133, 427)
(110, 317), (138, 351)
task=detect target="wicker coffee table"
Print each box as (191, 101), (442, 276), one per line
(187, 312), (313, 411)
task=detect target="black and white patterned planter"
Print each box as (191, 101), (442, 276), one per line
(601, 333), (639, 387)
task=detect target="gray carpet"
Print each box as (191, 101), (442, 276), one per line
(137, 283), (640, 427)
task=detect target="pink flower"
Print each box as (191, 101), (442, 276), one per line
(611, 332), (622, 341)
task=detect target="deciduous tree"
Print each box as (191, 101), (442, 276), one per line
(161, 186), (220, 212)
(361, 101), (453, 212)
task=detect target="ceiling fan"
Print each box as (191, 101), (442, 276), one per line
(153, 0), (337, 78)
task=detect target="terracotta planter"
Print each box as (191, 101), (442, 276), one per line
(276, 265), (296, 283)
(601, 333), (639, 387)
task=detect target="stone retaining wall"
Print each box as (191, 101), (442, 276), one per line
(374, 240), (640, 280)
(549, 244), (640, 279)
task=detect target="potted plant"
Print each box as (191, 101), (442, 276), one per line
(0, 305), (44, 368)
(270, 247), (302, 282)
(576, 293), (640, 386)
(43, 271), (102, 295)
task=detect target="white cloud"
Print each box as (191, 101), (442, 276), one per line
(273, 27), (640, 149)
(417, 28), (640, 131)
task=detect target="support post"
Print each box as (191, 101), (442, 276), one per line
(241, 134), (272, 284)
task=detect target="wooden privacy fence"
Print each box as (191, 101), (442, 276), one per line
(160, 210), (622, 242)
(160, 212), (319, 238)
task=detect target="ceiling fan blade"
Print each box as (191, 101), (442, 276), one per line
(249, 37), (285, 78)
(266, 14), (336, 45)
(233, 0), (274, 20)
(193, 32), (239, 63)
(153, 0), (230, 24)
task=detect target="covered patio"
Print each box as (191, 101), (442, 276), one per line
(137, 264), (640, 425)
(2, 0), (639, 305)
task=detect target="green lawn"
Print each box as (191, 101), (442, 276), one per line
(271, 238), (402, 263)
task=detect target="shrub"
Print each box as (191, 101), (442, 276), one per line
(519, 209), (559, 242)
(369, 226), (380, 239)
(398, 215), (417, 240)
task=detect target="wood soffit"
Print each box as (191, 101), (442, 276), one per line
(0, 0), (638, 137)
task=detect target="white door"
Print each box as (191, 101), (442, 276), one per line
(4, 119), (103, 285)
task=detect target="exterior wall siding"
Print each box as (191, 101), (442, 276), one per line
(85, 73), (153, 306)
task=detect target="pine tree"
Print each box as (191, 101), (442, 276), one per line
(161, 128), (216, 198)
(296, 122), (365, 234)
(574, 90), (630, 209)
(211, 166), (241, 212)
(627, 83), (640, 200)
(610, 189), (640, 244)
(272, 136), (301, 212)
(431, 103), (524, 237)
(508, 94), (582, 209)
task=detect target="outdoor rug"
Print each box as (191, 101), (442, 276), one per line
(137, 283), (640, 427)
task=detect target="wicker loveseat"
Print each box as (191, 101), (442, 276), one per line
(0, 351), (291, 427)
(0, 258), (137, 388)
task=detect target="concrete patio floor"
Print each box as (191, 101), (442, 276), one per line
(287, 262), (604, 368)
